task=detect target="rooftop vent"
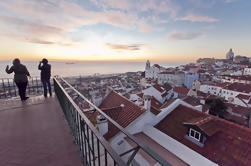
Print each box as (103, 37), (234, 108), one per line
(120, 104), (125, 108)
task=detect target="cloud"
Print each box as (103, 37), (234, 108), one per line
(203, 25), (215, 30)
(0, 0), (155, 47)
(0, 15), (63, 36)
(0, 15), (74, 46)
(224, 0), (238, 3)
(0, 0), (155, 36)
(167, 31), (202, 40)
(106, 43), (143, 51)
(26, 39), (55, 45)
(178, 14), (219, 22)
(90, 0), (132, 10)
(138, 20), (153, 33)
(91, 0), (179, 15)
(90, 0), (179, 24)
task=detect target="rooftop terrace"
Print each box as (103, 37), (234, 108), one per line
(0, 95), (83, 166)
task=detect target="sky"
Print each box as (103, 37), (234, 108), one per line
(0, 0), (250, 62)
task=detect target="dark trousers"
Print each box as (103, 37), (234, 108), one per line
(15, 82), (28, 100)
(42, 79), (52, 97)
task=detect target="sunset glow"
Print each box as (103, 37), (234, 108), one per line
(0, 0), (250, 62)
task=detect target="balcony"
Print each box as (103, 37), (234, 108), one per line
(0, 77), (171, 166)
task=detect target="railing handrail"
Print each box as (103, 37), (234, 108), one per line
(54, 77), (126, 166)
(0, 76), (40, 79)
(0, 76), (51, 99)
(56, 76), (171, 166)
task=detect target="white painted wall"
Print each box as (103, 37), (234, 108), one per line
(97, 120), (108, 135)
(143, 86), (163, 103)
(158, 73), (184, 87)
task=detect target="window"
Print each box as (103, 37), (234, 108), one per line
(189, 128), (201, 141)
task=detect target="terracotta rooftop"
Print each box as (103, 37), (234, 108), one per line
(163, 83), (172, 91)
(173, 87), (189, 95)
(220, 75), (251, 81)
(150, 96), (163, 109)
(181, 96), (201, 106)
(181, 96), (209, 112)
(197, 90), (210, 98)
(153, 84), (165, 93)
(236, 94), (250, 100)
(153, 64), (161, 69)
(226, 114), (249, 127)
(150, 106), (161, 115)
(183, 116), (220, 136)
(155, 104), (251, 166)
(226, 103), (251, 116)
(224, 82), (251, 93)
(160, 98), (176, 109)
(216, 82), (231, 88)
(201, 82), (230, 88)
(99, 90), (145, 140)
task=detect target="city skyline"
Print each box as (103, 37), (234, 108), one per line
(0, 0), (250, 62)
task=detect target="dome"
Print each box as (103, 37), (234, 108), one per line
(226, 48), (234, 60)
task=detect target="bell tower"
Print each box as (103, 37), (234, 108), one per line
(145, 60), (150, 70)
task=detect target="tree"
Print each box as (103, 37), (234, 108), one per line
(206, 98), (228, 118)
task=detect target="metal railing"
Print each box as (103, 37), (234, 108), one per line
(54, 76), (171, 166)
(0, 77), (53, 99)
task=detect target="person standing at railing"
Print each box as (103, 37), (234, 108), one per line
(5, 58), (30, 101)
(38, 58), (52, 97)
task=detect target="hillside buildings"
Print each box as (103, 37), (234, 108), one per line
(145, 60), (165, 79)
(68, 48), (251, 166)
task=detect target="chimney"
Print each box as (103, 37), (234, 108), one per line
(97, 115), (108, 136)
(144, 95), (152, 112)
(105, 87), (112, 97)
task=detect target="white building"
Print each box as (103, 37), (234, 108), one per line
(143, 84), (170, 103)
(145, 60), (165, 79)
(244, 68), (251, 75)
(214, 75), (251, 84)
(158, 71), (184, 86)
(200, 82), (251, 106)
(200, 82), (230, 96)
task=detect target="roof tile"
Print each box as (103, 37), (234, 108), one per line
(155, 105), (251, 166)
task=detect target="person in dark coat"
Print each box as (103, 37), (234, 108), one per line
(5, 58), (30, 101)
(38, 58), (52, 97)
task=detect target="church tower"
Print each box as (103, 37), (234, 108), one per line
(145, 60), (151, 78)
(145, 60), (150, 70)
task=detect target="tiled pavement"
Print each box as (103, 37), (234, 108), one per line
(0, 95), (83, 166)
